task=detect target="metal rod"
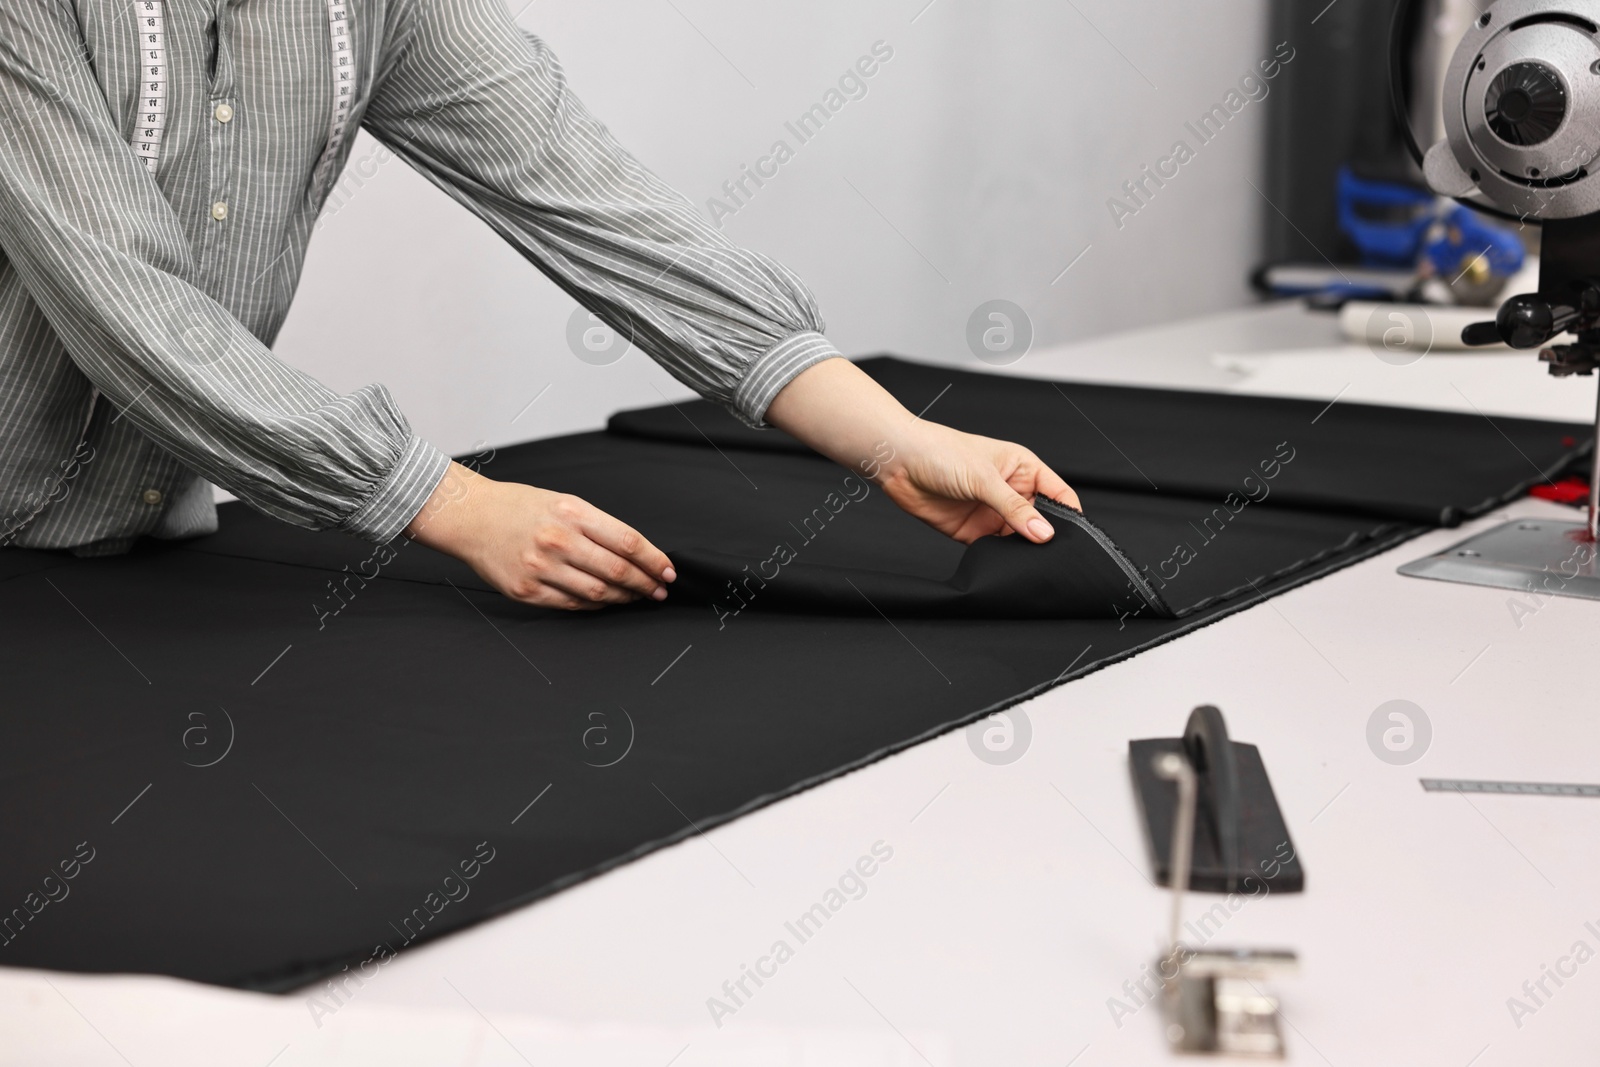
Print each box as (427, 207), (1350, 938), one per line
(1155, 751), (1198, 960)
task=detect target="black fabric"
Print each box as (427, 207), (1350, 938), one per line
(0, 357), (1587, 991)
(611, 357), (1583, 525)
(666, 498), (1173, 620)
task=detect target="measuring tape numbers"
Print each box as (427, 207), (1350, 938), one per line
(129, 0), (357, 184)
(131, 0), (167, 171)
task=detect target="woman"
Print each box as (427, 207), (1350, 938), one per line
(0, 0), (1078, 607)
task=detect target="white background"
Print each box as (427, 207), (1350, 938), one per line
(271, 0), (1276, 455)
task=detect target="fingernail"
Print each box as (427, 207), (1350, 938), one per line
(652, 586), (668, 601)
(662, 567), (677, 583)
(1028, 517), (1054, 541)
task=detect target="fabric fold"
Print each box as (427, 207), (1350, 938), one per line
(666, 498), (1174, 621)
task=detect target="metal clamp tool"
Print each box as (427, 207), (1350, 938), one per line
(1133, 707), (1300, 1058)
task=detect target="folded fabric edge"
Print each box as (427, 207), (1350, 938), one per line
(1036, 496), (1175, 619)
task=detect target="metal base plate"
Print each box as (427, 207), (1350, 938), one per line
(1398, 519), (1600, 600)
(1162, 948), (1298, 1057)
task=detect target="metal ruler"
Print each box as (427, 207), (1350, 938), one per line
(1422, 778), (1600, 798)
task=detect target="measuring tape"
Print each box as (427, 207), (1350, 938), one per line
(1422, 778), (1600, 798)
(131, 1), (166, 171)
(130, 0), (357, 185)
(312, 0), (357, 192)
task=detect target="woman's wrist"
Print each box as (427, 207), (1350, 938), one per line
(403, 461), (483, 554)
(764, 357), (923, 476)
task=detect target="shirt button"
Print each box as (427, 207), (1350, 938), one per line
(214, 103), (234, 123)
(141, 489), (163, 506)
(211, 201), (229, 221)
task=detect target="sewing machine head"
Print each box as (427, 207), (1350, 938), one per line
(1421, 0), (1600, 222)
(1396, 0), (1600, 554)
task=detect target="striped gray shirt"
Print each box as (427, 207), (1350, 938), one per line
(0, 0), (841, 556)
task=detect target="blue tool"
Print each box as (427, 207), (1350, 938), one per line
(1337, 167), (1524, 295)
(1256, 167), (1526, 304)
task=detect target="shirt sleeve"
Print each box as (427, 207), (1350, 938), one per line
(0, 1), (449, 544)
(363, 0), (844, 428)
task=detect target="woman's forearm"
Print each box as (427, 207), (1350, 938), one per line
(764, 357), (1079, 544)
(763, 357), (929, 475)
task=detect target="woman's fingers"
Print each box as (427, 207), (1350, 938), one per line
(539, 563), (645, 606)
(980, 448), (1082, 542)
(575, 502), (677, 584)
(565, 534), (669, 601)
(977, 470), (1055, 544)
(537, 499), (669, 604)
(530, 496), (673, 606)
(500, 576), (601, 611)
(970, 447), (1083, 544)
(1030, 458), (1082, 512)
(409, 477), (676, 611)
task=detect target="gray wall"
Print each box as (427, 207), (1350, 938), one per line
(273, 0), (1274, 456)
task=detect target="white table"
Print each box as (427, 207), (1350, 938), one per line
(9, 303), (1600, 1067)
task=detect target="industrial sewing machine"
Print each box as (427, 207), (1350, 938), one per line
(1397, 0), (1600, 598)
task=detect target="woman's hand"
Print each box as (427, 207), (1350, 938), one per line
(404, 462), (676, 610)
(874, 420), (1080, 543)
(405, 357), (1075, 610)
(765, 357), (1080, 544)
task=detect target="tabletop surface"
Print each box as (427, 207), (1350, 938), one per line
(8, 301), (1600, 1067)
